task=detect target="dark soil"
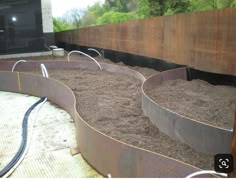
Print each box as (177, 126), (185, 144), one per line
(146, 79), (236, 130)
(44, 69), (214, 170)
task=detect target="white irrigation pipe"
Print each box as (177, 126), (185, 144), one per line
(40, 64), (49, 78)
(2, 97), (48, 178)
(185, 170), (227, 178)
(67, 50), (102, 70)
(88, 48), (102, 57)
(12, 60), (27, 72)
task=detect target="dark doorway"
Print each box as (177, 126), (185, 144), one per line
(0, 0), (46, 55)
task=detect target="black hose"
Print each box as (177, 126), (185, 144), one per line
(0, 97), (46, 177)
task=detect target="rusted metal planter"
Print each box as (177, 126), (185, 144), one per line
(142, 67), (232, 154)
(0, 61), (214, 177)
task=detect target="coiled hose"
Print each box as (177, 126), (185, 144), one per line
(0, 97), (47, 178)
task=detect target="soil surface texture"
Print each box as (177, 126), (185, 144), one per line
(146, 79), (236, 129)
(6, 53), (159, 78)
(94, 56), (159, 78)
(43, 69), (214, 170)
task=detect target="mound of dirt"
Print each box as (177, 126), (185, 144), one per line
(46, 69), (214, 170)
(146, 79), (236, 129)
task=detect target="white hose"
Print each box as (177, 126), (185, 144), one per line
(185, 170), (227, 178)
(12, 60), (27, 72)
(2, 97), (48, 178)
(40, 64), (49, 78)
(88, 48), (102, 57)
(67, 50), (102, 70)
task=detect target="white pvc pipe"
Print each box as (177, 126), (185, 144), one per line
(12, 60), (27, 72)
(67, 50), (102, 70)
(185, 170), (227, 178)
(40, 64), (49, 78)
(88, 48), (102, 57)
(3, 97), (48, 178)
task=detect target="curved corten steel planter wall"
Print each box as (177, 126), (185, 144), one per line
(0, 60), (209, 177)
(142, 67), (232, 154)
(55, 8), (236, 76)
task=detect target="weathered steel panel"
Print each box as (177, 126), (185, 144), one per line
(0, 61), (214, 177)
(55, 8), (236, 76)
(142, 67), (232, 154)
(0, 71), (19, 93)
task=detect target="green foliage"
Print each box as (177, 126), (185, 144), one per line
(164, 0), (190, 15)
(53, 18), (74, 32)
(97, 11), (136, 25)
(127, 0), (138, 11)
(88, 2), (106, 17)
(54, 0), (236, 31)
(148, 0), (165, 16)
(217, 0), (236, 8)
(80, 3), (104, 27)
(188, 0), (216, 11)
(136, 0), (189, 17)
(80, 12), (97, 27)
(231, 0), (236, 7)
(187, 0), (236, 12)
(103, 0), (128, 12)
(136, 0), (149, 18)
(80, 0), (137, 27)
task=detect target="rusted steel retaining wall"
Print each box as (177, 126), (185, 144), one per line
(0, 61), (209, 177)
(55, 8), (236, 76)
(142, 67), (232, 154)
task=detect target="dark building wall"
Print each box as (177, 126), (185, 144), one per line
(0, 0), (53, 55)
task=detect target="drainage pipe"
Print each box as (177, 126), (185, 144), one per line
(12, 60), (27, 72)
(40, 64), (49, 78)
(67, 50), (102, 70)
(88, 48), (102, 57)
(0, 97), (47, 177)
(2, 97), (48, 178)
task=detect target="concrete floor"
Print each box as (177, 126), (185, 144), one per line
(0, 91), (102, 178)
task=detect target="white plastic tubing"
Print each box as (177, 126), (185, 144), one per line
(12, 61), (49, 78)
(12, 60), (27, 72)
(185, 170), (227, 178)
(40, 64), (49, 78)
(88, 48), (102, 57)
(67, 50), (102, 70)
